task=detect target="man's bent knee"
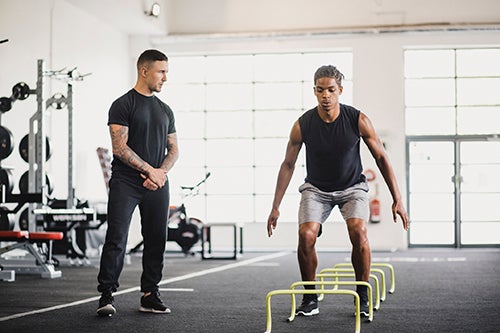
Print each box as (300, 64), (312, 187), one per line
(298, 222), (320, 248)
(347, 219), (370, 248)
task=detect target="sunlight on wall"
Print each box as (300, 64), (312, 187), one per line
(160, 51), (353, 224)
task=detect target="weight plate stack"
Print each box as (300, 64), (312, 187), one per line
(19, 134), (53, 163)
(0, 126), (14, 160)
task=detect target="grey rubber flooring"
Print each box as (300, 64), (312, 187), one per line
(1, 248), (499, 332)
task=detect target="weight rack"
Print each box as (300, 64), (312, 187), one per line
(0, 59), (105, 261)
(0, 59), (64, 230)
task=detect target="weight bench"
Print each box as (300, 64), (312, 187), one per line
(0, 230), (63, 280)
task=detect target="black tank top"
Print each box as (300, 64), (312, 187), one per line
(299, 104), (364, 192)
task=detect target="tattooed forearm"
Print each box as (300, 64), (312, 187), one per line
(122, 147), (150, 174)
(110, 124), (152, 174)
(160, 133), (179, 173)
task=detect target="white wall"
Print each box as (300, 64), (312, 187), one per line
(0, 0), (132, 234)
(1, 0), (498, 252)
(153, 29), (500, 251)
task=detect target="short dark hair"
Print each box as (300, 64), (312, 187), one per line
(314, 65), (344, 87)
(137, 49), (168, 70)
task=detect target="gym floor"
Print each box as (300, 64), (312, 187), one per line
(0, 248), (499, 333)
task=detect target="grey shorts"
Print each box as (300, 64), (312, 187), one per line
(298, 181), (370, 224)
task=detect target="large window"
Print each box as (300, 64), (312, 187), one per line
(405, 47), (500, 247)
(160, 52), (352, 224)
(405, 48), (500, 136)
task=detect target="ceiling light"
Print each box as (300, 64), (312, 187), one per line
(146, 2), (161, 17)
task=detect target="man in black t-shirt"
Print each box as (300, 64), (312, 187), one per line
(97, 49), (179, 317)
(267, 65), (409, 318)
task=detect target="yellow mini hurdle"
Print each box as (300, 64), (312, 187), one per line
(316, 273), (381, 311)
(289, 280), (374, 322)
(319, 267), (387, 301)
(333, 262), (396, 294)
(264, 289), (361, 333)
(264, 263), (396, 333)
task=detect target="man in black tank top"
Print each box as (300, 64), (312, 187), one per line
(96, 50), (179, 317)
(267, 65), (409, 318)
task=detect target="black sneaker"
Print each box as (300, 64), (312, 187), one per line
(359, 299), (369, 318)
(97, 292), (116, 317)
(355, 287), (369, 318)
(296, 297), (319, 316)
(139, 291), (171, 314)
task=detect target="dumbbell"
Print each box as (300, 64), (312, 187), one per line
(0, 82), (31, 113)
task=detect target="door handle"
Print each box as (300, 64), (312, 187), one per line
(451, 175), (463, 185)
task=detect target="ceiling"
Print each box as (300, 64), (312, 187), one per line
(65, 0), (500, 37)
(64, 0), (169, 35)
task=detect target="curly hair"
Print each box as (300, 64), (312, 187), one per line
(314, 65), (344, 87)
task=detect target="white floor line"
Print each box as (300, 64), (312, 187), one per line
(247, 262), (281, 267)
(0, 251), (291, 322)
(344, 256), (468, 262)
(158, 288), (194, 292)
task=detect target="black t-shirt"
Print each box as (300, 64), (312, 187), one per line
(108, 89), (176, 178)
(299, 104), (364, 192)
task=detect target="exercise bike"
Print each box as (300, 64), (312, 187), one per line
(129, 172), (210, 256)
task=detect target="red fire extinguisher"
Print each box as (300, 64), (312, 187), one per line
(369, 183), (381, 223)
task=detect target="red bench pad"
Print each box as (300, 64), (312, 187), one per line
(29, 232), (64, 241)
(0, 231), (29, 240)
(0, 231), (63, 241)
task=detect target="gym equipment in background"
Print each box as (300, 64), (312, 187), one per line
(0, 60), (103, 270)
(0, 82), (31, 113)
(98, 147), (209, 256)
(0, 65), (67, 279)
(0, 230), (63, 280)
(0, 81), (38, 233)
(128, 172), (211, 256)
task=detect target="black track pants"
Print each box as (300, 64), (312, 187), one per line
(97, 175), (169, 293)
